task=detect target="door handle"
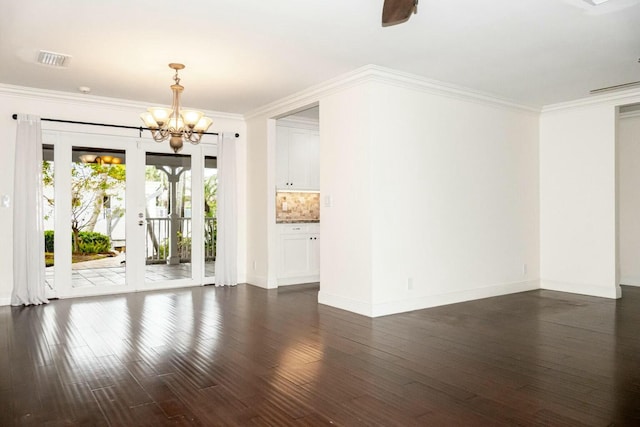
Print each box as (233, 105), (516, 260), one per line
(138, 220), (145, 226)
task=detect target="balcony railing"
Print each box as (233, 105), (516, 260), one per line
(145, 217), (216, 264)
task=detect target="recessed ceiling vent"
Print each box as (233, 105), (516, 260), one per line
(36, 50), (71, 67)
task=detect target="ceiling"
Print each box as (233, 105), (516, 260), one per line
(1, 0), (639, 114)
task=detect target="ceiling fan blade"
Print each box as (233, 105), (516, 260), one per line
(382, 0), (418, 27)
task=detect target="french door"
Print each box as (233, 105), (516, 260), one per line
(43, 131), (217, 299)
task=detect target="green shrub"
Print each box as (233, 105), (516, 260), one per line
(43, 230), (111, 254)
(78, 231), (111, 254)
(44, 230), (55, 252)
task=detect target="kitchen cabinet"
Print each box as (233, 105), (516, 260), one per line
(276, 126), (319, 190)
(277, 223), (320, 285)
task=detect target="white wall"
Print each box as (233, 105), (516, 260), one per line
(540, 102), (621, 298)
(245, 64), (640, 317)
(317, 84), (375, 315)
(369, 82), (540, 316)
(0, 85), (246, 305)
(244, 115), (276, 288)
(618, 111), (640, 286)
(318, 77), (540, 317)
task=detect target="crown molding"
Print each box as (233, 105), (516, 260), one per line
(0, 83), (244, 121)
(244, 66), (375, 120)
(277, 115), (319, 128)
(364, 65), (541, 113)
(244, 64), (541, 120)
(542, 87), (640, 113)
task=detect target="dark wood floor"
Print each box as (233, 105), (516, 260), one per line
(1, 284), (640, 426)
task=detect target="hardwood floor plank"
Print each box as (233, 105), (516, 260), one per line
(2, 284), (640, 425)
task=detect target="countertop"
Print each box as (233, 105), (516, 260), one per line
(276, 219), (320, 224)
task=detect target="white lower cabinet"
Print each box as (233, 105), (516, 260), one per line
(277, 224), (320, 285)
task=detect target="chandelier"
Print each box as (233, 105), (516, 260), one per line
(140, 63), (213, 153)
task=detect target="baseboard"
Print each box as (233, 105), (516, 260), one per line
(245, 274), (269, 289)
(0, 297), (10, 306)
(277, 275), (320, 287)
(317, 292), (373, 317)
(619, 277), (640, 287)
(319, 280), (540, 318)
(371, 280), (540, 317)
(540, 279), (621, 299)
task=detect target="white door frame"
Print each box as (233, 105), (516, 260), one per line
(43, 130), (214, 299)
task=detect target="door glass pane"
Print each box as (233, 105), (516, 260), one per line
(204, 156), (217, 278)
(43, 144), (55, 292)
(70, 148), (126, 288)
(145, 153), (192, 282)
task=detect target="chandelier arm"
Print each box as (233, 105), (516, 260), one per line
(188, 132), (203, 144)
(152, 128), (170, 142)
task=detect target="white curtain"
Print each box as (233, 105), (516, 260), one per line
(12, 114), (48, 306)
(215, 133), (238, 286)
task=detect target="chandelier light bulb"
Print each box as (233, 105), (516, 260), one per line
(148, 107), (172, 126)
(181, 110), (204, 127)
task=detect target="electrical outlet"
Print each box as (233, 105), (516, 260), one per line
(253, 261), (257, 271)
(407, 277), (414, 291)
(523, 263), (528, 276)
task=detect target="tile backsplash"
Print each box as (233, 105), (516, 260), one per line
(276, 192), (320, 222)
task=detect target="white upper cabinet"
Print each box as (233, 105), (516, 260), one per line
(276, 125), (319, 190)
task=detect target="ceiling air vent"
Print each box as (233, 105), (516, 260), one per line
(36, 50), (71, 67)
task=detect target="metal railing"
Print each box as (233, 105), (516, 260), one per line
(144, 217), (216, 264)
(204, 216), (216, 261)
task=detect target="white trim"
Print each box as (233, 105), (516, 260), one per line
(244, 66), (373, 119)
(277, 116), (319, 129)
(246, 274), (271, 289)
(542, 87), (640, 113)
(0, 83), (244, 121)
(0, 297), (10, 306)
(540, 279), (621, 299)
(365, 66), (540, 113)
(619, 277), (640, 287)
(245, 65), (540, 120)
(319, 280), (540, 318)
(371, 280), (540, 318)
(277, 275), (320, 286)
(318, 291), (374, 317)
(56, 281), (199, 299)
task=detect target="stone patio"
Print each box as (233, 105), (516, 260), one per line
(45, 253), (215, 290)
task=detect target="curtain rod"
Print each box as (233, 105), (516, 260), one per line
(11, 114), (240, 138)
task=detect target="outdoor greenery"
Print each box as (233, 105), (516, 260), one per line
(44, 230), (55, 253)
(42, 157), (218, 264)
(44, 230), (111, 254)
(43, 159), (125, 253)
